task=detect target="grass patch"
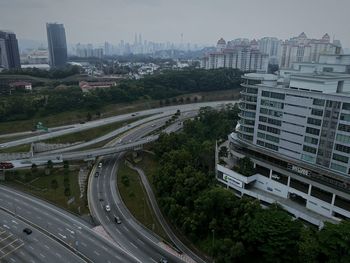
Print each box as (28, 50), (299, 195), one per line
(1, 163), (90, 215)
(0, 144), (31, 153)
(117, 160), (169, 241)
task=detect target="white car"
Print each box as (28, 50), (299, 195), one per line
(105, 205), (111, 212)
(98, 162), (102, 168)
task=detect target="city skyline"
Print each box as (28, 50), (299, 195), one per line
(2, 0), (350, 48)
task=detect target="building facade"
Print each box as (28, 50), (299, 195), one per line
(0, 30), (21, 70)
(46, 23), (68, 68)
(217, 63), (350, 225)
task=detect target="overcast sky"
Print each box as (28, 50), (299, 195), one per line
(2, 0), (350, 47)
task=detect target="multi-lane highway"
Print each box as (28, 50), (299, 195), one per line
(0, 209), (84, 263)
(0, 185), (140, 262)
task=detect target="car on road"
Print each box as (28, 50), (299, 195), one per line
(114, 216), (122, 224)
(98, 162), (102, 168)
(131, 114), (136, 116)
(159, 258), (168, 263)
(105, 205), (111, 212)
(94, 172), (99, 177)
(23, 228), (32, 235)
(151, 124), (156, 127)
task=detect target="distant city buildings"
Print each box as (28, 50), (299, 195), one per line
(46, 23), (68, 68)
(200, 38), (269, 72)
(0, 30), (21, 70)
(75, 43), (104, 59)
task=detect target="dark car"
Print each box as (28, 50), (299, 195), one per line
(114, 216), (122, 224)
(94, 171), (99, 177)
(23, 228), (32, 235)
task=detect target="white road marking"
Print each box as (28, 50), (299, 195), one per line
(58, 233), (67, 239)
(81, 242), (87, 247)
(55, 252), (62, 258)
(149, 258), (157, 263)
(130, 242), (138, 249)
(93, 250), (100, 256)
(28, 245), (34, 250)
(11, 220), (18, 225)
(44, 245), (50, 249)
(40, 253), (45, 258)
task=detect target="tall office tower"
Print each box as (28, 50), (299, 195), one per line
(46, 23), (67, 68)
(217, 59), (350, 225)
(0, 30), (21, 69)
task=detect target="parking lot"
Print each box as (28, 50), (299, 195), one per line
(0, 226), (24, 260)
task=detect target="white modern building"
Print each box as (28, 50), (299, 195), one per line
(201, 38), (268, 72)
(217, 60), (350, 226)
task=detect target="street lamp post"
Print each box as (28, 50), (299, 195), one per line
(212, 229), (215, 263)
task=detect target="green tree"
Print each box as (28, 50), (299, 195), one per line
(317, 221), (350, 263)
(237, 157), (255, 176)
(219, 146), (228, 158)
(244, 206), (302, 263)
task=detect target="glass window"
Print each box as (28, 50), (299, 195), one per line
(311, 108), (323, 116)
(306, 127), (320, 136)
(313, 99), (325, 106)
(330, 162), (347, 173)
(340, 113), (350, 122)
(333, 153), (349, 164)
(304, 136), (318, 145)
(303, 145), (317, 154)
(338, 124), (350, 133)
(307, 118), (322, 126)
(342, 103), (350, 110)
(336, 134), (350, 144)
(335, 144), (350, 154)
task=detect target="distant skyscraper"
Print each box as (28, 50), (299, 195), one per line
(46, 23), (67, 68)
(0, 30), (21, 70)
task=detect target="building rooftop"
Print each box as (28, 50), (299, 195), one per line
(243, 73), (278, 81)
(290, 72), (350, 80)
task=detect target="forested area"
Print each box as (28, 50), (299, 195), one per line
(0, 68), (242, 122)
(152, 105), (350, 263)
(0, 65), (81, 79)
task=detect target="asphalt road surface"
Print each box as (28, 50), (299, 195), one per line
(0, 185), (140, 263)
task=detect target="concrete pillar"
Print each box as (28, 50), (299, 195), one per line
(269, 169), (273, 179)
(331, 194), (336, 206)
(287, 176), (291, 187)
(308, 184), (312, 196)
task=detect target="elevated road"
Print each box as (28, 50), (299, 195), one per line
(0, 101), (233, 149)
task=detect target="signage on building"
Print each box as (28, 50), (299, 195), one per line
(288, 164), (310, 176)
(223, 174), (243, 188)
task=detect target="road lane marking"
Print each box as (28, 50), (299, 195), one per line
(130, 242), (138, 249)
(58, 233), (67, 239)
(93, 250), (100, 256)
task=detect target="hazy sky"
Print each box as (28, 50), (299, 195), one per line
(2, 0), (350, 47)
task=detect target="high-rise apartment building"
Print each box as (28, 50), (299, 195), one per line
(0, 30), (21, 70)
(217, 57), (350, 226)
(201, 38), (269, 72)
(258, 37), (281, 64)
(46, 23), (67, 68)
(279, 32), (342, 69)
